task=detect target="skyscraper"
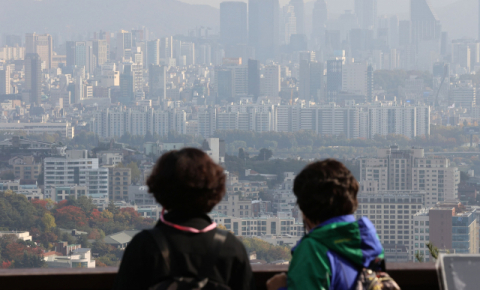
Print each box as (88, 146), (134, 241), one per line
(93, 40), (108, 68)
(282, 5), (297, 45)
(326, 59), (342, 102)
(160, 37), (173, 60)
(25, 53), (42, 105)
(248, 0), (280, 61)
(120, 64), (134, 103)
(299, 59), (311, 101)
(147, 39), (160, 66)
(248, 59), (260, 99)
(66, 41), (94, 73)
(216, 69), (235, 100)
(25, 33), (53, 69)
(410, 0), (440, 44)
(220, 2), (248, 46)
(289, 0), (305, 35)
(149, 64), (166, 101)
(312, 0), (328, 48)
(116, 30), (132, 61)
(355, 0), (377, 30)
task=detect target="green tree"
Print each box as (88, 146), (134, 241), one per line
(41, 212), (56, 232)
(72, 196), (96, 216)
(427, 242), (439, 260)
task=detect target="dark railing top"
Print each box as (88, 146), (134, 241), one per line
(0, 263), (439, 290)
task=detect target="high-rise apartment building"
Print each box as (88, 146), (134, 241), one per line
(356, 191), (425, 260)
(0, 65), (10, 95)
(108, 167), (131, 202)
(220, 2), (248, 46)
(90, 107), (187, 138)
(248, 0), (280, 61)
(199, 108), (217, 138)
(24, 53), (42, 105)
(360, 146), (460, 207)
(342, 61), (367, 96)
(149, 64), (166, 101)
(261, 64), (281, 98)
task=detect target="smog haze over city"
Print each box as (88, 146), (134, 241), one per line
(2, 0), (480, 279)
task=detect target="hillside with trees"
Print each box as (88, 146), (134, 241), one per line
(0, 191), (155, 268)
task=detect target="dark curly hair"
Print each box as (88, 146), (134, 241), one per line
(293, 159), (359, 224)
(147, 148), (226, 213)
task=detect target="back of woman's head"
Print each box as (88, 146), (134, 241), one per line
(293, 159), (359, 224)
(147, 148), (226, 213)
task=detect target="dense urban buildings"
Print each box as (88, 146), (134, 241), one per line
(2, 0), (480, 270)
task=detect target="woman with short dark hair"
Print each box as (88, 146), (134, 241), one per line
(114, 148), (254, 290)
(267, 159), (384, 290)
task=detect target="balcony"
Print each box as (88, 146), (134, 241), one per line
(0, 263), (439, 290)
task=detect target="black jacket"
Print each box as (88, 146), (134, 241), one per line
(113, 211), (254, 290)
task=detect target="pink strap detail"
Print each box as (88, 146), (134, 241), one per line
(160, 209), (217, 233)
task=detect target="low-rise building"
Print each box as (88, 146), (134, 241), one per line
(104, 230), (140, 249)
(0, 231), (32, 241)
(44, 248), (95, 268)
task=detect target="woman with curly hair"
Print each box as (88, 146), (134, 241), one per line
(114, 148), (254, 290)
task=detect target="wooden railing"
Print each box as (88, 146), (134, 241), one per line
(0, 263), (439, 290)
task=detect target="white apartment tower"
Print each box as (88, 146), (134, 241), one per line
(360, 146), (460, 207)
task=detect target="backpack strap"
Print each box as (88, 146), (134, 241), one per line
(198, 229), (228, 279)
(148, 227), (171, 275)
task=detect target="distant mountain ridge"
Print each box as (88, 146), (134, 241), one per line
(0, 0), (219, 39)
